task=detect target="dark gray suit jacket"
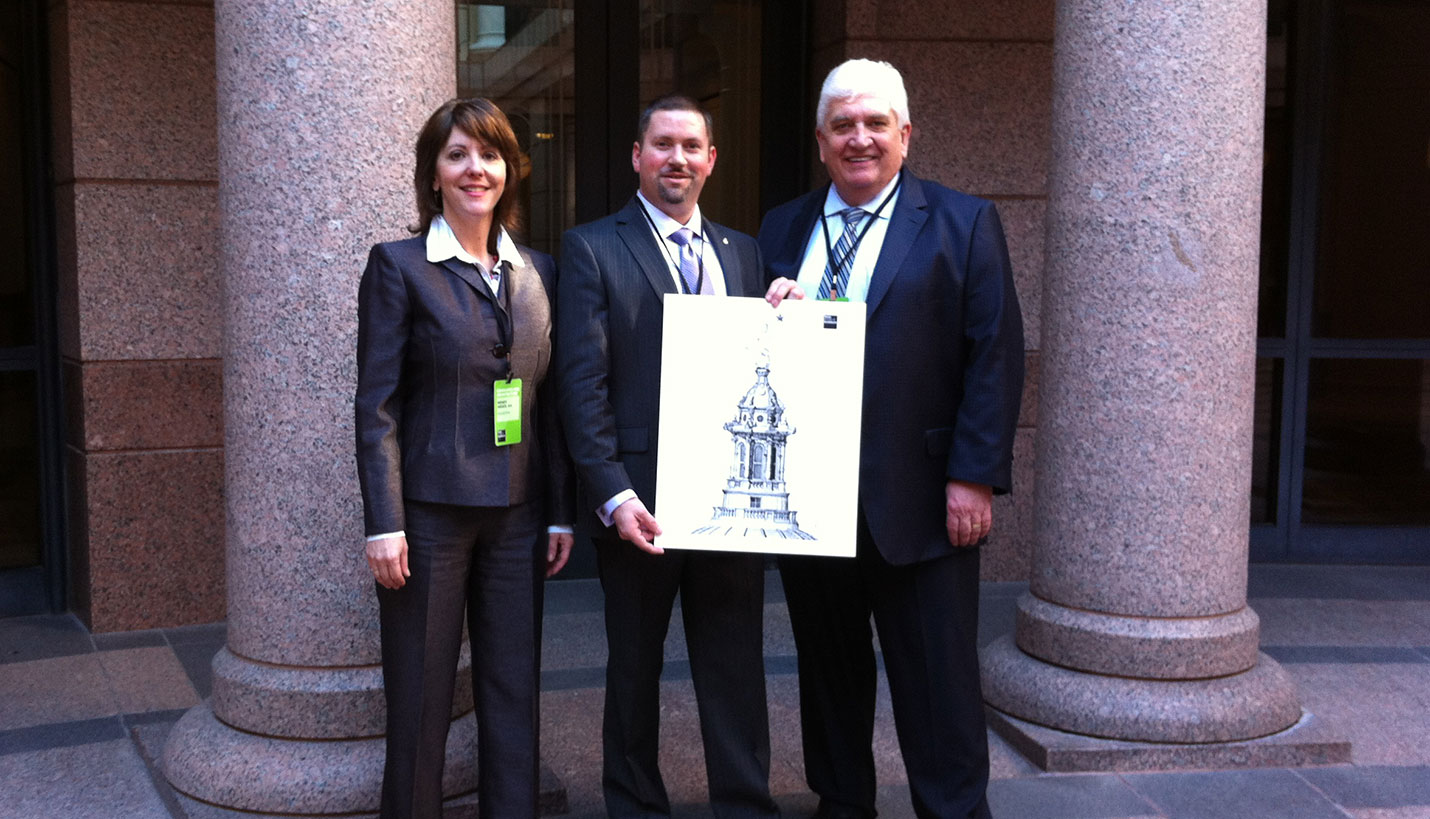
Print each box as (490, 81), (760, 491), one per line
(758, 171), (1025, 565)
(355, 235), (574, 536)
(554, 197), (765, 532)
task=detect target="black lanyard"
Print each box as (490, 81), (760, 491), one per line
(819, 170), (902, 287)
(482, 258), (516, 380)
(639, 200), (706, 295)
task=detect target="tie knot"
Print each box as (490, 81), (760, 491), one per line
(670, 227), (695, 247)
(841, 207), (867, 227)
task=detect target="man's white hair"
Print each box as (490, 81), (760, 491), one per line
(816, 59), (911, 131)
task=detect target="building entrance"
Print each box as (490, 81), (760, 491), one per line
(1253, 0), (1430, 561)
(1, 0), (64, 615)
(452, 0), (809, 576)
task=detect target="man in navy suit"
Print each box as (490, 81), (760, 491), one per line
(762, 59), (1024, 819)
(554, 94), (779, 818)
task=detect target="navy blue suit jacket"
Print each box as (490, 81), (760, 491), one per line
(554, 197), (766, 533)
(758, 172), (1024, 565)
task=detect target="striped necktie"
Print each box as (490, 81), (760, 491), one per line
(818, 207), (868, 300)
(669, 227), (709, 294)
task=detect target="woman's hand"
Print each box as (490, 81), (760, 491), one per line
(546, 531), (574, 578)
(367, 535), (410, 589)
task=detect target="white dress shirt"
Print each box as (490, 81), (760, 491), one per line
(425, 213), (525, 293)
(793, 174), (902, 304)
(634, 191), (729, 296)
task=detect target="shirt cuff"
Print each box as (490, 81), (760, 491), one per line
(547, 525), (573, 535)
(597, 490), (638, 528)
(366, 531), (404, 542)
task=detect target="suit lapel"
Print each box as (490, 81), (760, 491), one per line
(768, 191), (826, 282)
(866, 172), (928, 316)
(437, 257), (503, 315)
(614, 198), (678, 302)
(703, 221), (743, 296)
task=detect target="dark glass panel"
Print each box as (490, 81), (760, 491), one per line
(0, 371), (41, 570)
(1258, 0), (1290, 339)
(1311, 2), (1430, 340)
(1252, 357), (1283, 524)
(1302, 358), (1430, 525)
(638, 0), (762, 236)
(456, 1), (577, 258)
(0, 0), (34, 349)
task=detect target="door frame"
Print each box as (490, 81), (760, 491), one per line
(0, 0), (67, 616)
(1250, 0), (1430, 563)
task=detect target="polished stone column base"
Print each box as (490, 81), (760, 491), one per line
(1014, 593), (1263, 679)
(982, 634), (1304, 743)
(207, 647), (474, 738)
(985, 706), (1352, 774)
(175, 791), (479, 819)
(163, 702), (478, 815)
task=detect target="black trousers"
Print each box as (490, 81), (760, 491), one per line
(595, 537), (779, 819)
(377, 499), (546, 819)
(780, 516), (991, 819)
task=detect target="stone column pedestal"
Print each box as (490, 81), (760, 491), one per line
(160, 2), (468, 814)
(980, 0), (1348, 770)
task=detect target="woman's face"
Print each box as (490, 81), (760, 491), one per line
(433, 128), (506, 231)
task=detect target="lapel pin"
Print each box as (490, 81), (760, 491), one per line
(722, 237), (729, 245)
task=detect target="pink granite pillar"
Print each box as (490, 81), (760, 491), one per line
(160, 2), (459, 815)
(981, 0), (1306, 748)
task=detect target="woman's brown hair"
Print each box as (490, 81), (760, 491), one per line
(411, 98), (524, 255)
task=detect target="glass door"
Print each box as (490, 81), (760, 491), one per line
(0, 0), (64, 615)
(635, 0), (763, 234)
(457, 1), (577, 257)
(1253, 0), (1430, 562)
(455, 0), (807, 249)
(453, 0), (810, 576)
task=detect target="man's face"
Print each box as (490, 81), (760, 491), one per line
(816, 95), (910, 206)
(633, 109), (717, 221)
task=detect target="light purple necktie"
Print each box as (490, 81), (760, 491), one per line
(670, 227), (711, 295)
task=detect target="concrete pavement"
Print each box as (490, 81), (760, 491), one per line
(2, 564), (1428, 818)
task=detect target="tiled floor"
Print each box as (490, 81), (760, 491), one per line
(2, 565), (1429, 819)
(0, 617), (220, 818)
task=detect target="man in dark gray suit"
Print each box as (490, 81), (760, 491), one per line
(554, 94), (779, 818)
(763, 59), (1024, 819)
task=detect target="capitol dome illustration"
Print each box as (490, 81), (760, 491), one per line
(692, 350), (815, 540)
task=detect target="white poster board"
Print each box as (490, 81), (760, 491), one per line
(653, 295), (865, 557)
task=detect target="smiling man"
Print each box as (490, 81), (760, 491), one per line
(555, 94), (778, 819)
(761, 60), (1025, 818)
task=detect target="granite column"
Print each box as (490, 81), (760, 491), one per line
(161, 2), (460, 815)
(980, 0), (1312, 757)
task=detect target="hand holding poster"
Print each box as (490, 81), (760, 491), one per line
(653, 295), (865, 557)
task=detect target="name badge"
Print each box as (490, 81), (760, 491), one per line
(494, 378), (523, 446)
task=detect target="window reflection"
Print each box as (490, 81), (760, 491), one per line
(638, 0), (762, 235)
(1311, 2), (1430, 340)
(1258, 0), (1290, 339)
(1, 8), (35, 349)
(457, 2), (576, 257)
(1302, 358), (1430, 525)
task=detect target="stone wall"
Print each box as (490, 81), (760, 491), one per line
(51, 0), (224, 631)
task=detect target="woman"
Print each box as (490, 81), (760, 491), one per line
(355, 97), (574, 818)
